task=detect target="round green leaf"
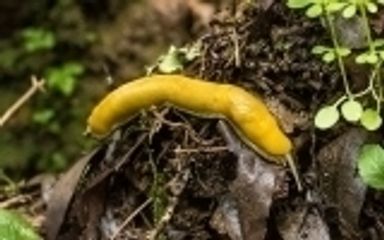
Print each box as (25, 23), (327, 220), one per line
(306, 4), (323, 18)
(287, 0), (313, 8)
(314, 106), (340, 129)
(341, 99), (363, 122)
(326, 2), (347, 12)
(360, 108), (382, 131)
(358, 144), (384, 189)
(366, 53), (379, 64)
(311, 45), (328, 55)
(356, 53), (367, 64)
(342, 4), (357, 18)
(365, 2), (378, 13)
(322, 51), (336, 63)
(337, 47), (351, 57)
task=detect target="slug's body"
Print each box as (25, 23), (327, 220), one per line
(87, 75), (292, 160)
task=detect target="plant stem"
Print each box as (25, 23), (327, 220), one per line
(359, 3), (374, 51)
(354, 61), (381, 97)
(324, 10), (352, 97)
(357, 3), (383, 111)
(334, 95), (347, 106)
(376, 71), (382, 111)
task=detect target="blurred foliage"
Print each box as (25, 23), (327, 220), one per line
(45, 62), (84, 96)
(21, 28), (56, 53)
(0, 0), (176, 177)
(0, 0), (101, 176)
(0, 208), (40, 240)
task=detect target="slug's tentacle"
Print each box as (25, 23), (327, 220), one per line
(87, 74), (293, 161)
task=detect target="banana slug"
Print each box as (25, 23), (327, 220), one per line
(87, 74), (293, 162)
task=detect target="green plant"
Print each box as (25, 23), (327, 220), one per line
(288, 0), (384, 130)
(287, 0), (384, 189)
(45, 62), (84, 96)
(21, 28), (56, 53)
(0, 208), (41, 240)
(146, 43), (201, 75)
(358, 144), (384, 189)
(32, 61), (84, 131)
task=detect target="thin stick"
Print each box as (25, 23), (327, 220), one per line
(232, 28), (241, 67)
(0, 76), (45, 127)
(174, 146), (228, 153)
(110, 198), (153, 240)
(0, 194), (30, 208)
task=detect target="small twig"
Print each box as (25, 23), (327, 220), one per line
(232, 28), (241, 67)
(110, 198), (153, 240)
(174, 145), (228, 153)
(0, 194), (31, 208)
(151, 107), (216, 146)
(0, 76), (45, 127)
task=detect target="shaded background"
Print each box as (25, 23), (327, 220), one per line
(0, 0), (224, 176)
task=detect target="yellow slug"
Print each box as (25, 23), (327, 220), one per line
(87, 74), (293, 161)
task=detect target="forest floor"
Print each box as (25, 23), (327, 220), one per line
(2, 0), (384, 239)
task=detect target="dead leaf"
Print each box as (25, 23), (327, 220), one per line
(210, 195), (243, 240)
(44, 147), (105, 240)
(218, 121), (285, 240)
(317, 128), (372, 237)
(265, 96), (309, 134)
(277, 206), (330, 240)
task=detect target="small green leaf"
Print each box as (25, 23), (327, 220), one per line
(312, 45), (329, 54)
(287, 0), (313, 8)
(360, 108), (382, 130)
(158, 46), (184, 73)
(366, 53), (379, 64)
(342, 4), (357, 18)
(306, 4), (323, 18)
(45, 62), (84, 96)
(326, 2), (347, 12)
(322, 51), (336, 62)
(315, 106), (340, 129)
(63, 62), (84, 75)
(337, 47), (351, 57)
(0, 208), (41, 240)
(358, 144), (384, 189)
(356, 53), (367, 64)
(341, 99), (363, 122)
(365, 2), (378, 13)
(32, 109), (55, 124)
(21, 28), (56, 52)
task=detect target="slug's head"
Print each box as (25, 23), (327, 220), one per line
(86, 103), (114, 138)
